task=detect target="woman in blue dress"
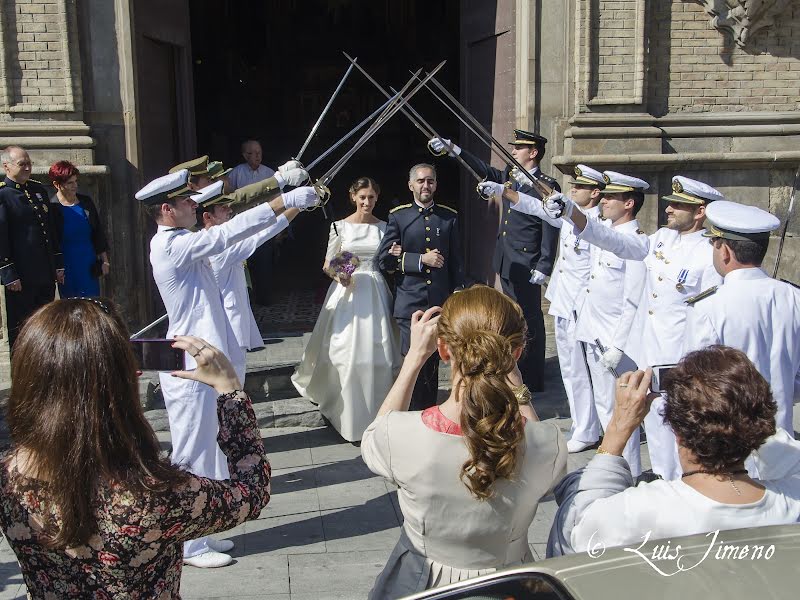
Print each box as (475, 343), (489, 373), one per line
(48, 161), (110, 298)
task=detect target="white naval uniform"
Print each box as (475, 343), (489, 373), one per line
(149, 201), (279, 558)
(545, 205), (603, 445)
(209, 214), (290, 383)
(624, 228), (722, 480)
(683, 267), (800, 435)
(574, 217), (648, 476)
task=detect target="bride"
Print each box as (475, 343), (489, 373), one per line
(292, 176), (401, 442)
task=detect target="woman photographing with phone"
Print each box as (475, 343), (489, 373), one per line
(0, 298), (270, 597)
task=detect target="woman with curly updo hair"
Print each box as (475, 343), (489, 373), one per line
(549, 345), (800, 556)
(362, 285), (567, 599)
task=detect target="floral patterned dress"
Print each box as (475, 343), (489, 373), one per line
(0, 391), (271, 599)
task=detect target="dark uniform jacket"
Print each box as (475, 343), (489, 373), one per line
(460, 150), (560, 282)
(0, 176), (63, 286)
(377, 202), (465, 319)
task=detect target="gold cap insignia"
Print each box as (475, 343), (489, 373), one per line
(574, 166), (582, 177)
(672, 180), (683, 193)
(603, 174), (611, 184)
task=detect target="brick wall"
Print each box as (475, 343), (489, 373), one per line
(1, 0), (76, 111)
(649, 1), (800, 115)
(592, 0), (639, 99)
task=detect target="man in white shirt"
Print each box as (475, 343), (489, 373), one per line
(139, 168), (318, 568)
(228, 139), (276, 191)
(683, 200), (800, 435)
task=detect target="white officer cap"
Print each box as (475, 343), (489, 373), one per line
(602, 171), (650, 193)
(191, 180), (227, 208)
(662, 176), (725, 205)
(568, 164), (606, 188)
(135, 170), (190, 205)
(702, 200), (781, 241)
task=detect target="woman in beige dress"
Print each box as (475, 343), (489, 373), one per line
(361, 285), (567, 599)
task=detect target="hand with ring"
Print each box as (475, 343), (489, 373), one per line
(171, 335), (241, 395)
(600, 370), (656, 456)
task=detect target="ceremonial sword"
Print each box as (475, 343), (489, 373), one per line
(342, 52), (483, 187)
(416, 71), (558, 203)
(295, 59), (356, 162)
(130, 313), (168, 340)
(594, 338), (620, 379)
(772, 164), (799, 279)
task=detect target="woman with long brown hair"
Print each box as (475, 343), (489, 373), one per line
(0, 298), (270, 597)
(361, 285), (567, 599)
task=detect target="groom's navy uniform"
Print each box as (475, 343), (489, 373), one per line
(457, 129), (559, 391)
(378, 200), (465, 410)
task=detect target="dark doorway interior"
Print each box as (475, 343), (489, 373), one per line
(189, 0), (461, 320)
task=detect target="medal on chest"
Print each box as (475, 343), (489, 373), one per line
(676, 268), (689, 292)
(653, 241), (670, 264)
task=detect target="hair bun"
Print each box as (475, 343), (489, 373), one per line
(458, 330), (515, 378)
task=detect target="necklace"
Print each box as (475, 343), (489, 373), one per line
(681, 469), (748, 496)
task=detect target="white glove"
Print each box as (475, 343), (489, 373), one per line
(600, 346), (624, 371)
(278, 160), (303, 173)
(529, 270), (546, 285)
(477, 180), (505, 200)
(513, 168), (532, 187)
(544, 192), (574, 222)
(428, 137), (461, 157)
(282, 186), (320, 210)
(276, 167), (309, 189)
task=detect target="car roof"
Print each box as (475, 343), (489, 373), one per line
(402, 524), (800, 600)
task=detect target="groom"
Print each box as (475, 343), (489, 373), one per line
(378, 163), (465, 410)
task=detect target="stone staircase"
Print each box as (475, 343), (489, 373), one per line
(141, 333), (326, 432)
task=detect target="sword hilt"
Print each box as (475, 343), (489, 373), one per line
(308, 180), (331, 212)
(427, 139), (448, 157)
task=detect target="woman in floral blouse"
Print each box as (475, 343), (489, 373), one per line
(0, 298), (271, 598)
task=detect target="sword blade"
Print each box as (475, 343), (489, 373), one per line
(295, 60), (356, 161)
(773, 164), (800, 278)
(130, 313), (168, 339)
(319, 61), (446, 187)
(305, 94), (396, 172)
(423, 73), (551, 196)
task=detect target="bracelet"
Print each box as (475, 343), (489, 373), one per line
(596, 447), (611, 455)
(511, 384), (532, 406)
(219, 389), (245, 402)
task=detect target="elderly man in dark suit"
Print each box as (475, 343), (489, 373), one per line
(378, 163), (465, 410)
(428, 129), (559, 392)
(0, 146), (63, 350)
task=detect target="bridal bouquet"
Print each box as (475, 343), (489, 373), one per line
(327, 251), (360, 287)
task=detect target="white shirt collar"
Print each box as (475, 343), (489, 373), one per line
(724, 266), (768, 282)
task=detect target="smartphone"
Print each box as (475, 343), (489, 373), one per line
(651, 363), (677, 394)
(130, 339), (185, 371)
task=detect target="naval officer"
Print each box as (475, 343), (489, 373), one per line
(377, 163), (465, 410)
(0, 146), (64, 349)
(140, 168), (318, 568)
(429, 129), (559, 392)
(196, 181), (300, 382)
(683, 200), (800, 437)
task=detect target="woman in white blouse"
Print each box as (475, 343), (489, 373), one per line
(361, 285), (567, 599)
(549, 345), (800, 557)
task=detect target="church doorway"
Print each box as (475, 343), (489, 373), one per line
(189, 0), (461, 331)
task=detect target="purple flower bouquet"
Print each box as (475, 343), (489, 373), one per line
(328, 251), (360, 287)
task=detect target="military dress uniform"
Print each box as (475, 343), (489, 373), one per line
(377, 200), (465, 410)
(683, 201), (800, 436)
(545, 166), (608, 448)
(139, 170), (286, 559)
(457, 130), (560, 392)
(573, 172), (650, 477)
(623, 176), (724, 480)
(0, 176), (63, 348)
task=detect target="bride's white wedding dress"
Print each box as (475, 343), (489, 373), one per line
(292, 220), (401, 441)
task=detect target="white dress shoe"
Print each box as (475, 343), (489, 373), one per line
(183, 550), (232, 568)
(567, 439), (596, 453)
(206, 538), (234, 553)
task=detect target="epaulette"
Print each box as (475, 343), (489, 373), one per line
(0, 181), (5, 188)
(636, 229), (645, 235)
(437, 204), (458, 214)
(389, 203), (412, 213)
(684, 285), (718, 305)
(539, 174), (558, 186)
(782, 279), (799, 290)
(29, 178), (42, 185)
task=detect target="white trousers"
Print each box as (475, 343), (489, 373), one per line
(160, 374), (231, 558)
(585, 343), (642, 477)
(644, 395), (681, 480)
(555, 316), (600, 443)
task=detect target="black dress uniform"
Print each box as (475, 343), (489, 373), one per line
(0, 176), (63, 348)
(457, 134), (559, 392)
(377, 201), (465, 410)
